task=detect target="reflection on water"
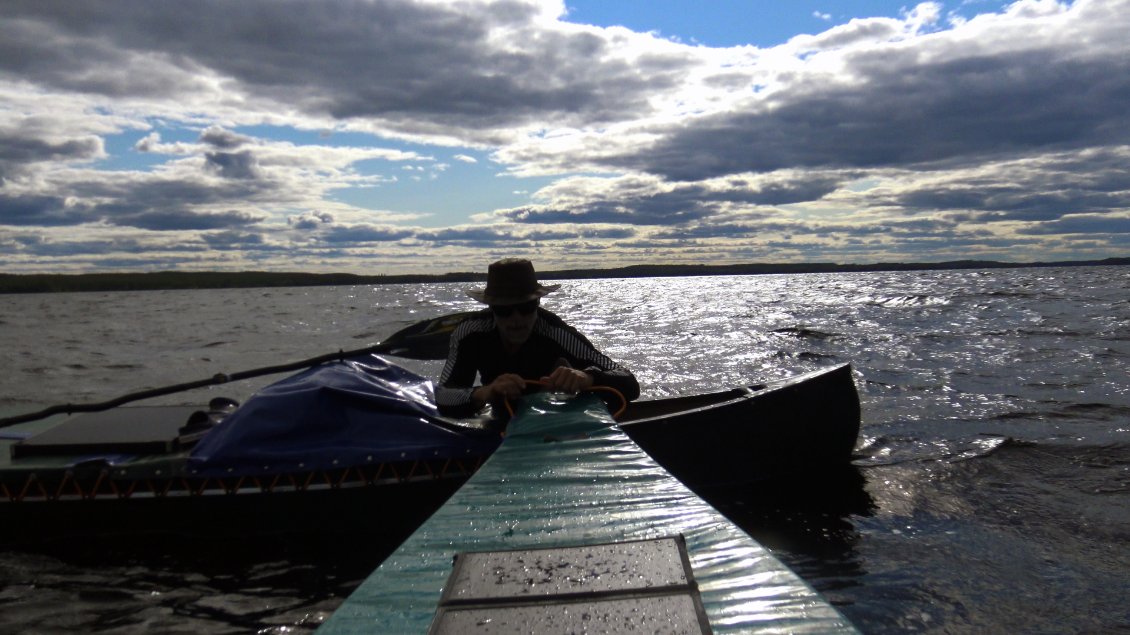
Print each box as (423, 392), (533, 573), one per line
(701, 465), (876, 610)
(707, 465), (875, 556)
(0, 533), (397, 634)
(2, 266), (1128, 633)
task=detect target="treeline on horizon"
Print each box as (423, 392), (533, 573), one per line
(2, 257), (1128, 294)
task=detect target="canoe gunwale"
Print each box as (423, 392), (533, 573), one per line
(0, 454), (488, 504)
(2, 364), (858, 493)
(0, 363), (860, 541)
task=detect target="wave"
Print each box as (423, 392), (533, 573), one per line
(863, 294), (949, 308)
(852, 433), (1023, 467)
(991, 401), (1130, 423)
(771, 326), (839, 339)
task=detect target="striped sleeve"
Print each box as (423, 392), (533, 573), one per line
(536, 317), (641, 402)
(435, 314), (494, 415)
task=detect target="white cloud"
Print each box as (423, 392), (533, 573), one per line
(1, 0), (1128, 273)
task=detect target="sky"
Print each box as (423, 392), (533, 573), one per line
(2, 0), (1129, 275)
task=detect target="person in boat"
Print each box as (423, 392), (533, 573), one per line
(436, 258), (640, 418)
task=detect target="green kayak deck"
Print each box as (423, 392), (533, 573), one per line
(318, 392), (856, 634)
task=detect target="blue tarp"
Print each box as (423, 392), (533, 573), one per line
(188, 355), (501, 476)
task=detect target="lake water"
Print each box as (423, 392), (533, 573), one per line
(1, 266), (1128, 633)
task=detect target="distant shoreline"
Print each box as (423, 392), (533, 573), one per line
(2, 257), (1127, 294)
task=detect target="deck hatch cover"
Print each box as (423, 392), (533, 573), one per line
(10, 406), (199, 458)
(429, 535), (711, 634)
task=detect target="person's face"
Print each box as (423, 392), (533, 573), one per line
(491, 299), (539, 348)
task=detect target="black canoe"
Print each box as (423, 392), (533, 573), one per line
(0, 363), (858, 542)
(621, 363), (860, 490)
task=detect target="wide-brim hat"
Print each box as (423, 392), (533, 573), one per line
(467, 258), (560, 305)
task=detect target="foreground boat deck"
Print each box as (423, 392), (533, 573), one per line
(318, 392), (856, 634)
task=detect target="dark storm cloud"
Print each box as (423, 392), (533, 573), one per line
(289, 211), (335, 230)
(739, 176), (843, 206)
(0, 121), (278, 230)
(501, 175), (840, 225)
(322, 225), (413, 244)
(41, 161), (277, 230)
(202, 230), (267, 249)
(651, 223), (760, 239)
(0, 194), (94, 226)
(903, 186), (1130, 221)
(105, 209), (264, 231)
(653, 216), (959, 241)
(4, 1), (1127, 183)
(623, 47), (1130, 181)
(10, 234), (206, 257)
(415, 225), (634, 248)
(0, 9), (211, 99)
(204, 151), (260, 179)
(198, 128), (260, 179)
(504, 201), (697, 225)
(0, 129), (102, 179)
(1017, 215), (1130, 235)
(0, 0), (690, 138)
(415, 226), (533, 247)
(878, 148), (1130, 220)
(3, 0), (1128, 272)
(200, 127), (253, 150)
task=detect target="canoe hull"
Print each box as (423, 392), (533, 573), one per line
(1, 364), (859, 542)
(620, 363), (860, 489)
(1, 474), (465, 544)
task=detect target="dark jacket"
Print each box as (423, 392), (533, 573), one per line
(436, 308), (640, 417)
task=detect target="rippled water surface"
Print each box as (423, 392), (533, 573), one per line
(2, 266), (1128, 633)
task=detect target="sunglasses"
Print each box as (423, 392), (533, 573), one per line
(490, 300), (539, 317)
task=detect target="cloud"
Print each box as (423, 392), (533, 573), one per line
(0, 194), (93, 226)
(200, 126), (253, 150)
(201, 230), (267, 249)
(289, 211), (335, 230)
(586, 4), (1130, 182)
(321, 224), (414, 244)
(106, 209), (264, 231)
(0, 126), (103, 180)
(493, 172), (843, 225)
(2, 120), (425, 233)
(1016, 214), (1130, 235)
(204, 150), (260, 179)
(1, 0), (1129, 273)
(871, 147), (1130, 220)
(415, 224), (635, 249)
(1, 0), (697, 143)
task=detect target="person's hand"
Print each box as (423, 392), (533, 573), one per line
(476, 373), (526, 404)
(542, 367), (594, 393)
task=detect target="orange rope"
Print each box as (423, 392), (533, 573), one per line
(503, 379), (627, 420)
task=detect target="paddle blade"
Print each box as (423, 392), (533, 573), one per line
(377, 310), (478, 360)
